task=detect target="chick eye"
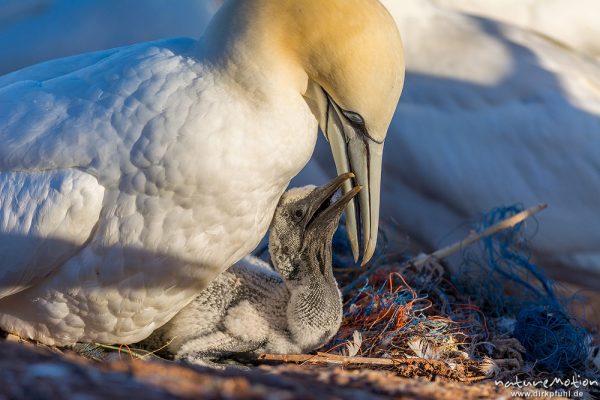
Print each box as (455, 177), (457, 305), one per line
(292, 207), (305, 221)
(342, 110), (365, 127)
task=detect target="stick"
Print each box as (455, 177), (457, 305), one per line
(341, 203), (548, 295)
(413, 203), (548, 268)
(258, 352), (446, 367)
(257, 353), (487, 382)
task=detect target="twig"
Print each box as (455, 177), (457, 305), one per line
(413, 203), (548, 268)
(341, 203), (547, 295)
(258, 352), (446, 367)
(257, 353), (488, 382)
(462, 375), (489, 383)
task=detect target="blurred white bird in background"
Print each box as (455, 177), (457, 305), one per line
(431, 0), (600, 57)
(0, 0), (221, 75)
(3, 0), (600, 77)
(295, 0), (600, 290)
(0, 0), (404, 345)
(0, 0), (600, 75)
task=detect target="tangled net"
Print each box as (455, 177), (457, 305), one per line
(326, 205), (596, 379)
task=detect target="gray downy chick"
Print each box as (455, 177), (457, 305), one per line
(146, 173), (360, 368)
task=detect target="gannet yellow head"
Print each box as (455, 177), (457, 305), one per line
(203, 0), (405, 265)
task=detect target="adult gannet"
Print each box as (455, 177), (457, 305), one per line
(0, 0), (404, 345)
(296, 0), (600, 289)
(147, 175), (357, 368)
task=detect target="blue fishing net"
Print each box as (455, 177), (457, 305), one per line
(457, 205), (591, 374)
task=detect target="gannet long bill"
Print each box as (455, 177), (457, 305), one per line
(0, 0), (404, 345)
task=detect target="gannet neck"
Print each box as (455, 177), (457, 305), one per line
(200, 0), (308, 97)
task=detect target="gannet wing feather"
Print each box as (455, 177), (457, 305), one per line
(0, 37), (196, 299)
(0, 169), (104, 299)
(0, 46), (122, 90)
(0, 37), (197, 172)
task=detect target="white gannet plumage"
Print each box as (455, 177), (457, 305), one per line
(0, 0), (404, 345)
(295, 0), (600, 288)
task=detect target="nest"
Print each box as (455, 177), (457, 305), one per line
(291, 204), (600, 389)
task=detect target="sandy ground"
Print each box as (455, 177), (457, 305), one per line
(0, 341), (565, 400)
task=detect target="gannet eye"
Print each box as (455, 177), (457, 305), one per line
(342, 110), (365, 127)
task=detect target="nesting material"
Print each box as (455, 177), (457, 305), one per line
(514, 306), (590, 372)
(297, 204), (599, 384)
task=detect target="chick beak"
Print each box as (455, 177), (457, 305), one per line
(305, 173), (361, 231)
